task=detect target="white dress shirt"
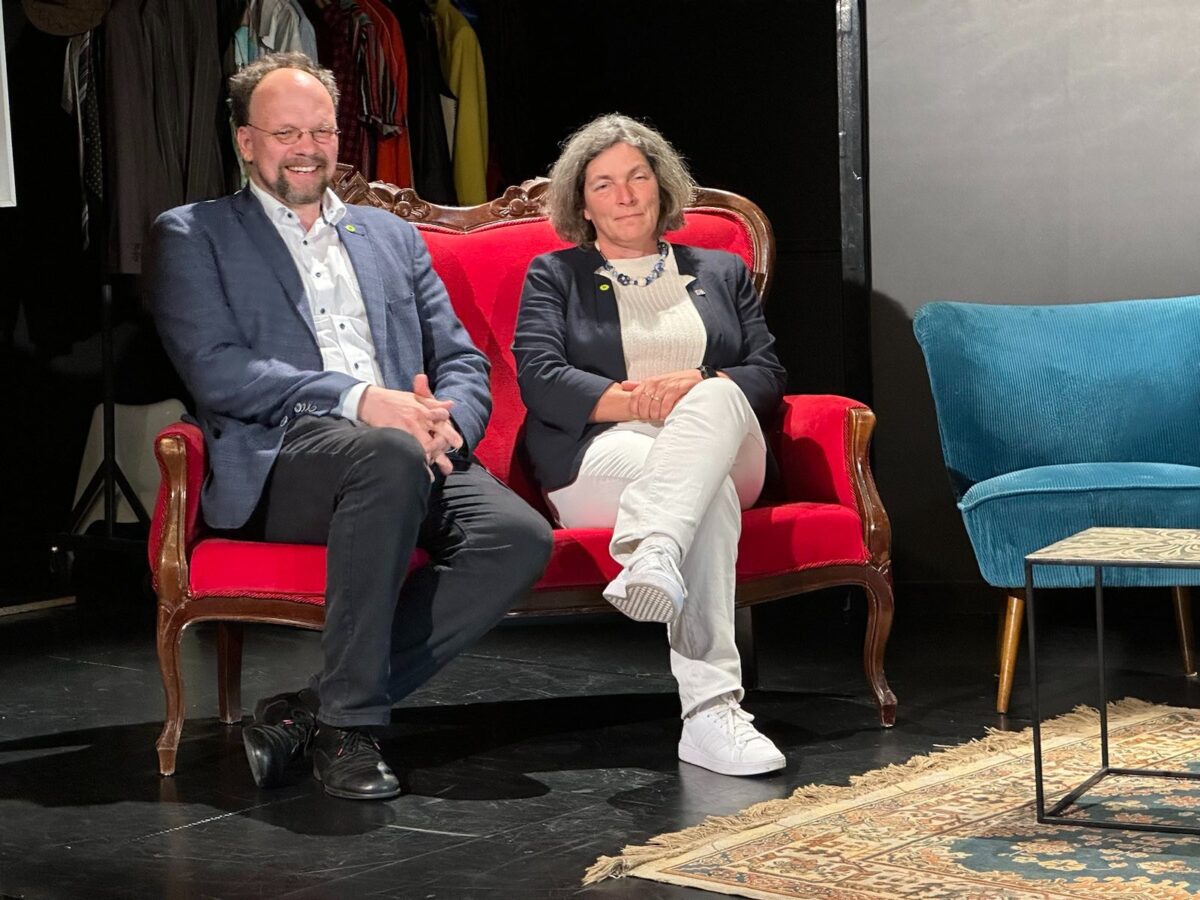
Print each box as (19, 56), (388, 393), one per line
(249, 179), (379, 420)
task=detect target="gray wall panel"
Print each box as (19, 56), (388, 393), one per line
(868, 1), (1200, 584)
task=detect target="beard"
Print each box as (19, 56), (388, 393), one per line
(268, 155), (331, 206)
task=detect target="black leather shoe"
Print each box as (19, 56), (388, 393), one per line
(242, 689), (319, 789)
(254, 688), (320, 726)
(311, 726), (402, 801)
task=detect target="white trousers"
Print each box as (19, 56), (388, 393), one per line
(547, 378), (767, 717)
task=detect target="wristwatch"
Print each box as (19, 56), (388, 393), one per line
(697, 364), (718, 379)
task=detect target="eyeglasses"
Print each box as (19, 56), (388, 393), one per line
(245, 123), (340, 145)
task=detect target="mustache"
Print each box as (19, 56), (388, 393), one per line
(281, 154), (328, 167)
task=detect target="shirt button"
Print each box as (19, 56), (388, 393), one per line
(339, 323), (345, 330)
(315, 272), (322, 278)
(354, 363), (359, 370)
(303, 240), (308, 245)
(319, 308), (326, 314)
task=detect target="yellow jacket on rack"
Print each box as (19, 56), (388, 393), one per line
(434, 0), (488, 205)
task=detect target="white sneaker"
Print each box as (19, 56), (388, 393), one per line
(602, 545), (686, 623)
(678, 699), (786, 776)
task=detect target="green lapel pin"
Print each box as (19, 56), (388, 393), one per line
(599, 283), (611, 291)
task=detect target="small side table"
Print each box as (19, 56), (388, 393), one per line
(1025, 526), (1200, 834)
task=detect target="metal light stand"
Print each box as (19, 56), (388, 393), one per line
(58, 283), (149, 555)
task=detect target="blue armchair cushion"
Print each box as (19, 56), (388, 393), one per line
(962, 462), (1200, 587)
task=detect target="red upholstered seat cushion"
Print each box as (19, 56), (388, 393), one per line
(185, 504), (865, 602)
(188, 539), (428, 603)
(534, 502), (868, 591)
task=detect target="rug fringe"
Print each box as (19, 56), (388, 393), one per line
(582, 697), (1179, 884)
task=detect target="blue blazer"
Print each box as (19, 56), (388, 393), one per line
(147, 186), (491, 530)
(513, 244), (787, 492)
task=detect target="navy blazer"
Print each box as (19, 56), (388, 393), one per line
(513, 244), (787, 492)
(147, 187), (491, 530)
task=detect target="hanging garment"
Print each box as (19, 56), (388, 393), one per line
(104, 0), (226, 272)
(218, 0), (250, 190)
(250, 0), (305, 57)
(356, 0), (412, 186)
(301, 0), (370, 174)
(62, 30), (103, 249)
(288, 0), (320, 60)
(348, 1), (384, 176)
(433, 0), (487, 204)
(387, 0), (454, 202)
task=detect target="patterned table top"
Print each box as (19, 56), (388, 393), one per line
(1027, 527), (1200, 567)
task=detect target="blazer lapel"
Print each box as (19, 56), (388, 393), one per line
(337, 207), (406, 388)
(572, 248), (627, 380)
(233, 187), (316, 337)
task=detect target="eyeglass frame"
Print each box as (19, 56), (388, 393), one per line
(243, 123), (341, 145)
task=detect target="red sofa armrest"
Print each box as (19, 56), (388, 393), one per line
(772, 394), (890, 566)
(149, 422), (206, 595)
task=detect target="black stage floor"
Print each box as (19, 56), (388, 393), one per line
(2, 585), (1198, 898)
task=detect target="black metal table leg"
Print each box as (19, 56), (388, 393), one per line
(1025, 556), (1200, 834)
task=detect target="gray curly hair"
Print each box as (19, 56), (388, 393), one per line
(544, 114), (698, 246)
(228, 52), (340, 128)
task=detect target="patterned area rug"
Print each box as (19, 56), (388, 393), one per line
(585, 700), (1200, 898)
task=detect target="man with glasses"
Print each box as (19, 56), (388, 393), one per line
(147, 52), (552, 801)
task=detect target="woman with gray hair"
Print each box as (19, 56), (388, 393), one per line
(513, 114), (788, 776)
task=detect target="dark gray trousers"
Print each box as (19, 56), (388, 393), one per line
(247, 416), (553, 728)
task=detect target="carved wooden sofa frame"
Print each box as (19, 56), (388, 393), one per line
(151, 167), (897, 776)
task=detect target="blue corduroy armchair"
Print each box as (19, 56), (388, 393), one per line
(914, 297), (1200, 713)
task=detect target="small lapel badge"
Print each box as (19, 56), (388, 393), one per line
(693, 286), (706, 296)
(344, 224), (360, 234)
(599, 283), (611, 291)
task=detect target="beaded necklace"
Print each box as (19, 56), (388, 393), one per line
(600, 241), (669, 287)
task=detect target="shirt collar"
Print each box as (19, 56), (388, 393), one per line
(247, 178), (347, 228)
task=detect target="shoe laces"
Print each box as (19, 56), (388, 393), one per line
(334, 728), (380, 758)
(630, 545), (688, 597)
(704, 700), (761, 748)
(279, 708), (316, 729)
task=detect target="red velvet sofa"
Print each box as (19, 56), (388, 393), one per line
(149, 168), (897, 776)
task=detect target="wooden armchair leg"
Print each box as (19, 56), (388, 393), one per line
(1172, 586), (1197, 677)
(996, 592), (1024, 715)
(217, 622), (245, 724)
(735, 606), (758, 691)
(862, 568), (898, 727)
(155, 607), (186, 777)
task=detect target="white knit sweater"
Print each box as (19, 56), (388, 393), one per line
(599, 244), (707, 381)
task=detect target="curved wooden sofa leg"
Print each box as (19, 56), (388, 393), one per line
(996, 592), (1024, 715)
(156, 606), (187, 777)
(217, 622), (244, 724)
(861, 567), (898, 727)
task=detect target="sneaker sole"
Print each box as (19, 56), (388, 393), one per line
(678, 743), (786, 776)
(610, 584), (677, 623)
